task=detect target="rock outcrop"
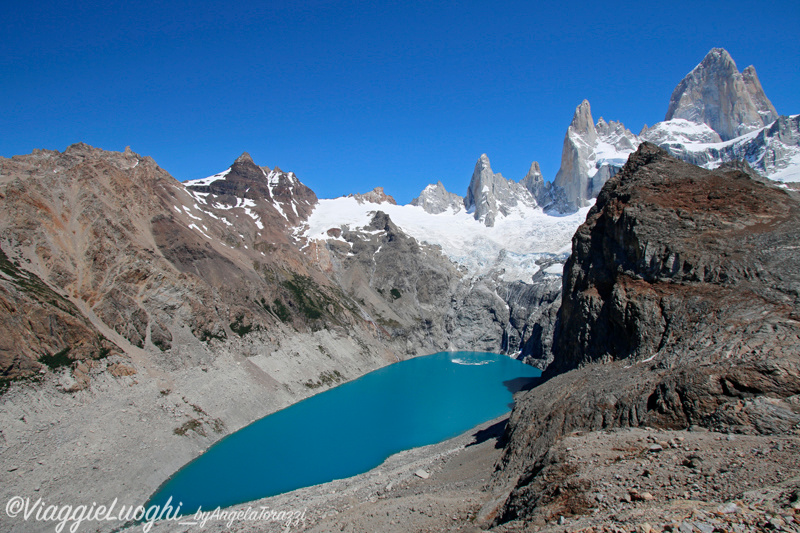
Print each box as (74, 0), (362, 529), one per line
(494, 143), (800, 524)
(665, 48), (778, 141)
(348, 186), (397, 205)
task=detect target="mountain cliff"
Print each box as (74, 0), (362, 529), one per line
(493, 143), (800, 525)
(553, 100), (639, 209)
(665, 48), (778, 141)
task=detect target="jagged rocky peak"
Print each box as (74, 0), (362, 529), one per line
(410, 181), (464, 214)
(570, 99), (597, 141)
(520, 161), (570, 212)
(464, 154), (537, 227)
(665, 47), (778, 141)
(464, 154), (500, 225)
(553, 100), (639, 210)
(348, 186), (397, 205)
(520, 161), (543, 190)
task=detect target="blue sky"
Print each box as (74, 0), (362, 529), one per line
(3, 1), (798, 204)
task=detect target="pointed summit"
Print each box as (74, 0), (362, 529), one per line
(553, 100), (597, 209)
(553, 100), (639, 210)
(526, 161), (542, 179)
(465, 154), (498, 224)
(665, 48), (778, 140)
(569, 100), (597, 142)
(521, 161), (553, 208)
(476, 153), (492, 173)
(235, 152), (255, 165)
(464, 154), (539, 226)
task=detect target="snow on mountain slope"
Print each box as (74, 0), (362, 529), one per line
(643, 114), (800, 183)
(639, 119), (722, 146)
(300, 196), (592, 282)
(591, 118), (640, 177)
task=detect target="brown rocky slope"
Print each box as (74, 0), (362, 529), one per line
(494, 142), (800, 525)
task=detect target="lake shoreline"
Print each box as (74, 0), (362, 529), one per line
(145, 412), (512, 532)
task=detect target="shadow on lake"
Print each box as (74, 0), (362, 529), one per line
(503, 375), (543, 394)
(467, 417), (508, 449)
(466, 374), (544, 450)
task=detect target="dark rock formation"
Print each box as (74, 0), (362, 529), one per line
(494, 143), (800, 524)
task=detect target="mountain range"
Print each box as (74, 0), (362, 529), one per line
(0, 47), (798, 532)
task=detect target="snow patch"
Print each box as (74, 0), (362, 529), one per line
(188, 223), (212, 240)
(184, 168), (230, 187)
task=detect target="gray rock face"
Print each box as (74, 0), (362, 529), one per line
(410, 181), (464, 214)
(519, 162), (544, 197)
(461, 154), (564, 225)
(553, 100), (639, 210)
(494, 143), (800, 524)
(464, 155), (536, 226)
(665, 48), (778, 141)
(519, 161), (565, 210)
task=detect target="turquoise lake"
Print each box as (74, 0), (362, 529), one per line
(148, 351), (541, 512)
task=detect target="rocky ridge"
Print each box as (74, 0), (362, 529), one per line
(348, 186), (397, 205)
(643, 113), (800, 184)
(492, 143), (800, 527)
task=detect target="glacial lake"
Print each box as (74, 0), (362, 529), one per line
(148, 351), (541, 512)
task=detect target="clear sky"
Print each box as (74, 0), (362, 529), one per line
(3, 0), (798, 204)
